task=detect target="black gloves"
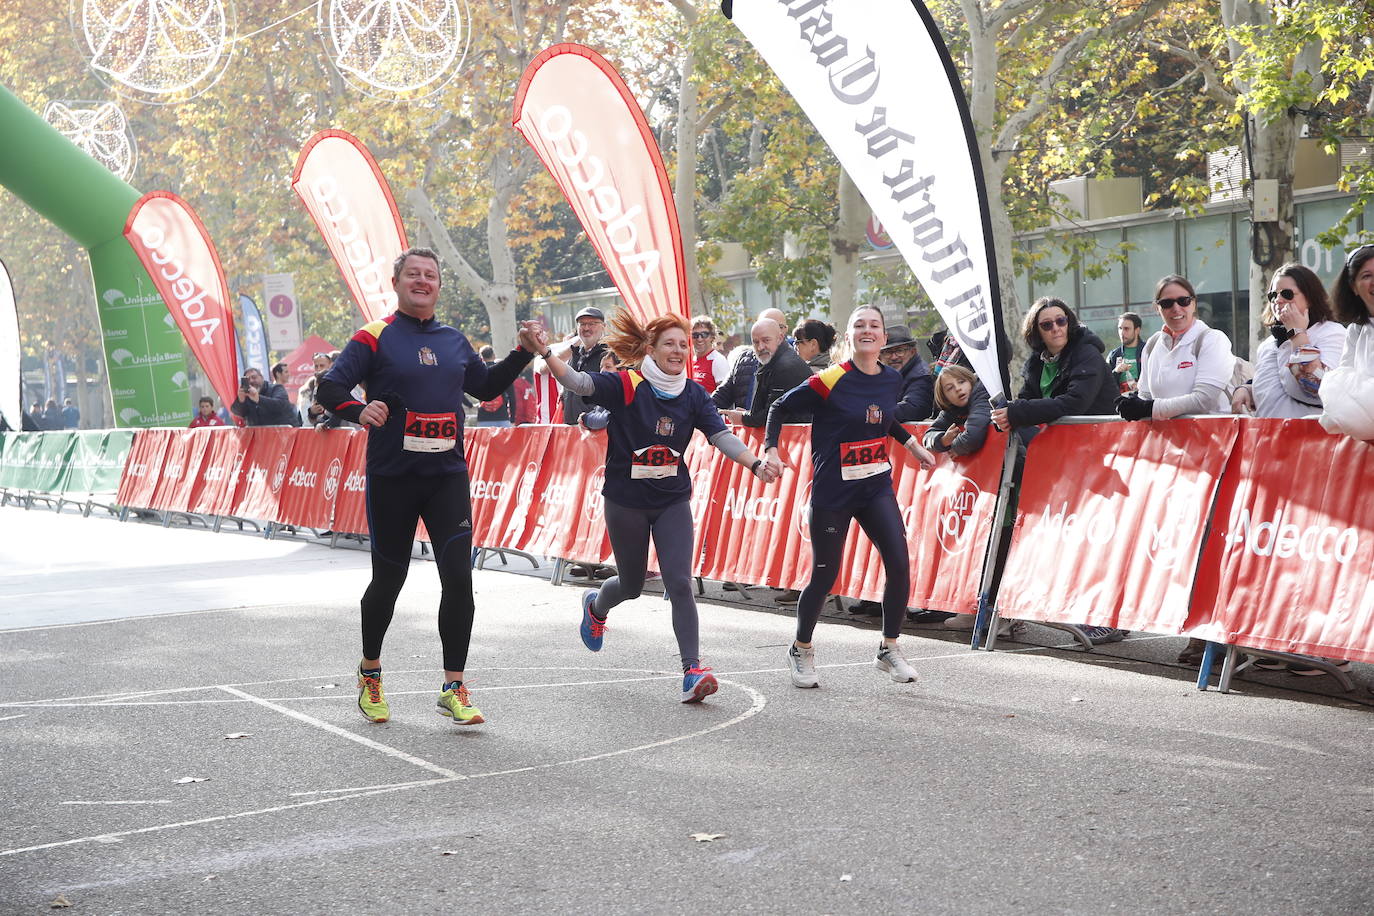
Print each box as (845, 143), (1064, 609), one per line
(1114, 394), (1154, 422)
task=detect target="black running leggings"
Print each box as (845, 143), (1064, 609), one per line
(594, 497), (700, 671)
(796, 489), (910, 643)
(362, 472), (476, 672)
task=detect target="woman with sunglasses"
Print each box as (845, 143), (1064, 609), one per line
(688, 317), (728, 394)
(793, 318), (838, 373)
(1319, 244), (1374, 440)
(990, 297), (1115, 443)
(1231, 263), (1344, 418)
(1116, 276), (1235, 421)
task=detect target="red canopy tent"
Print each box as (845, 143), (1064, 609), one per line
(279, 334), (337, 404)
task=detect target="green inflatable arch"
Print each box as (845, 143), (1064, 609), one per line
(0, 84), (192, 427)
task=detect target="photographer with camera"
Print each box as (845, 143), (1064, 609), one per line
(230, 366), (298, 427)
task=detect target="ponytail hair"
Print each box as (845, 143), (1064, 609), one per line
(602, 311), (691, 367)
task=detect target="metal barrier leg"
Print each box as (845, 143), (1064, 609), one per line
(1196, 640), (1223, 690)
(1218, 645), (1239, 693)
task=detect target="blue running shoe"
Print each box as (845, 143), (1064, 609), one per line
(680, 666), (718, 703)
(580, 589), (606, 652)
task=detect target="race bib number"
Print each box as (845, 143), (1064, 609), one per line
(630, 444), (681, 479)
(402, 411), (458, 453)
(839, 436), (890, 480)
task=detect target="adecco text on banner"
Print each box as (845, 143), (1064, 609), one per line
(310, 174), (397, 315)
(1224, 506), (1358, 564)
(537, 104), (662, 293)
(133, 220), (222, 345)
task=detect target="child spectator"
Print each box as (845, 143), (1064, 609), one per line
(923, 365), (991, 456)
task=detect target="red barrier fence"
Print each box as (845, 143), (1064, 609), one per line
(114, 423), (1001, 614)
(112, 419), (1374, 662)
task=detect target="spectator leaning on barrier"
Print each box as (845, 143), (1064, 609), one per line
(689, 316), (729, 394)
(1231, 263), (1344, 419)
(1107, 312), (1146, 393)
(474, 345), (516, 427)
(721, 318), (813, 429)
(924, 365), (991, 457)
(879, 325), (935, 422)
(61, 397), (79, 429)
(299, 351), (334, 426)
(189, 396), (226, 428)
(231, 367), (298, 427)
(793, 318), (836, 373)
(990, 297), (1116, 444)
(1116, 275), (1235, 422)
(1319, 244), (1374, 441)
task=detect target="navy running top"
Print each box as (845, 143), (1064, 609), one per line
(765, 360), (912, 510)
(587, 369), (726, 510)
(318, 311), (533, 476)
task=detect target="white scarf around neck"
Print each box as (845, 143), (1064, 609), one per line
(638, 353), (686, 397)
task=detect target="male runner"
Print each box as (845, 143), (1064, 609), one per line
(317, 247), (543, 726)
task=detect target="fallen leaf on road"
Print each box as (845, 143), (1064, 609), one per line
(315, 683), (339, 690)
(689, 833), (725, 843)
(1069, 697), (1084, 703)
(203, 875), (217, 882)
(1003, 714), (1016, 718)
(175, 777), (209, 784)
(840, 874), (853, 882)
(50, 895), (72, 908)
(440, 850), (459, 856)
(222, 733), (251, 740)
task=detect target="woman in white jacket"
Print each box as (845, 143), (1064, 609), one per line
(1232, 264), (1344, 418)
(1320, 245), (1374, 441)
(1115, 274), (1235, 421)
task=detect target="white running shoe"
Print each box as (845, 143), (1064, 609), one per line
(875, 644), (918, 683)
(787, 644), (819, 689)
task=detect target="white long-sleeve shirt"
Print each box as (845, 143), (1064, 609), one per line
(1319, 321), (1374, 440)
(1252, 320), (1346, 418)
(1139, 319), (1234, 418)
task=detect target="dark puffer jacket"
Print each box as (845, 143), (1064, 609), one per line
(1006, 327), (1116, 428)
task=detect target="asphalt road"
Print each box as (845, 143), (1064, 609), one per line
(3, 506), (1372, 915)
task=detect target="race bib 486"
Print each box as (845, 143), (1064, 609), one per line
(403, 411), (458, 453)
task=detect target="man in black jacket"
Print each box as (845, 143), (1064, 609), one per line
(560, 306), (609, 425)
(720, 318), (812, 427)
(880, 325), (934, 422)
(231, 367), (298, 426)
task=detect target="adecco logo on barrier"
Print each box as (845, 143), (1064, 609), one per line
(1029, 483), (1205, 571)
(324, 458), (343, 501)
(723, 486), (782, 523)
(585, 466), (606, 523)
(1223, 500), (1358, 565)
(342, 468), (365, 493)
(932, 476), (983, 556)
(470, 476), (508, 501)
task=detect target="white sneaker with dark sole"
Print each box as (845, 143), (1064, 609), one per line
(875, 644), (918, 683)
(788, 644), (819, 689)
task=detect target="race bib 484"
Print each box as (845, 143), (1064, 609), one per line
(839, 436), (890, 480)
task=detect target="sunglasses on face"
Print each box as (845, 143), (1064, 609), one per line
(1266, 288), (1297, 303)
(1037, 315), (1069, 332)
(691, 331), (712, 340)
(1156, 296), (1194, 310)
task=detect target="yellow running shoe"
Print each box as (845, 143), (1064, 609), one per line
(356, 666), (389, 723)
(437, 683), (485, 726)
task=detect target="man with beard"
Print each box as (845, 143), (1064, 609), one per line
(879, 325), (935, 422)
(719, 318), (812, 428)
(559, 306), (609, 425)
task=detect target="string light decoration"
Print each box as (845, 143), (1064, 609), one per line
(43, 100), (139, 180)
(319, 0), (467, 99)
(71, 0), (235, 102)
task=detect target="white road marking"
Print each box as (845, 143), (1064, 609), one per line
(61, 800), (174, 806)
(216, 686), (462, 780)
(0, 714), (27, 722)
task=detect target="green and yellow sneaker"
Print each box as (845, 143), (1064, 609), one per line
(437, 682), (485, 726)
(357, 666), (389, 723)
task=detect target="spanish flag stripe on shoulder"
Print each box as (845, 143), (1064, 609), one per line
(808, 361), (849, 399)
(620, 369), (644, 405)
(351, 316), (392, 353)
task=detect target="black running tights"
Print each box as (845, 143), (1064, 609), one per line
(361, 472), (475, 672)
